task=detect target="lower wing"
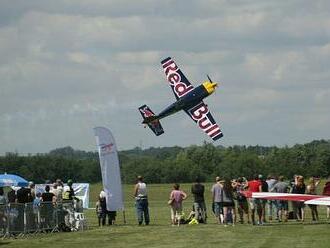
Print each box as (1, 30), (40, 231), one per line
(243, 192), (329, 203)
(305, 197), (330, 205)
(185, 101), (223, 141)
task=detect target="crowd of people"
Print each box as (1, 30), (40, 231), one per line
(0, 179), (80, 233)
(0, 179), (76, 206)
(127, 175), (330, 227)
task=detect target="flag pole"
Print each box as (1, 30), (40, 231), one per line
(123, 210), (127, 224)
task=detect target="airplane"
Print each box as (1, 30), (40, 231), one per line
(138, 57), (223, 141)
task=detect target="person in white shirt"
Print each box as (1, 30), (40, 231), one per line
(133, 176), (150, 225)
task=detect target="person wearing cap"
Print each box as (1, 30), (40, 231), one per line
(63, 179), (75, 201)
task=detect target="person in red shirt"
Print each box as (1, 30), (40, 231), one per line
(247, 175), (262, 225)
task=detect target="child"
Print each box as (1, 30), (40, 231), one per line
(33, 192), (42, 225)
(95, 196), (107, 226)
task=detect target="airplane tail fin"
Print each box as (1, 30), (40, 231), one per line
(138, 105), (164, 136)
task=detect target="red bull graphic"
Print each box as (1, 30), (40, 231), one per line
(138, 104), (164, 136)
(140, 106), (154, 118)
(188, 102), (222, 140)
(162, 58), (193, 98)
(100, 143), (114, 155)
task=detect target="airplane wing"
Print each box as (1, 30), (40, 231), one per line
(304, 197), (330, 205)
(242, 192), (329, 203)
(161, 57), (194, 100)
(185, 101), (223, 141)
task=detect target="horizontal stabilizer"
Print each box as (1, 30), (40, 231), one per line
(142, 115), (158, 124)
(138, 105), (164, 136)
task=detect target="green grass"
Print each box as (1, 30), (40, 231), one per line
(2, 183), (330, 248)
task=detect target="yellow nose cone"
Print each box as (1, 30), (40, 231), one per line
(202, 81), (218, 94)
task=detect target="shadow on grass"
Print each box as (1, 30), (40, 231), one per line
(0, 242), (10, 246)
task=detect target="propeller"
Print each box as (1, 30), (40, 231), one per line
(207, 74), (213, 83)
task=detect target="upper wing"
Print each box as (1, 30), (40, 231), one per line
(161, 57), (194, 100)
(185, 101), (223, 141)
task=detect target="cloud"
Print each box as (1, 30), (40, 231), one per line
(0, 1), (329, 153)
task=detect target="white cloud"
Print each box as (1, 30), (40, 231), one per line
(0, 1), (329, 153)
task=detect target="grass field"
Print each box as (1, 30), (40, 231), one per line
(2, 183), (330, 248)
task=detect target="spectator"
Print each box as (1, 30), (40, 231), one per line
(41, 185), (56, 203)
(272, 176), (289, 222)
(0, 188), (7, 231)
(56, 179), (64, 204)
(54, 179), (64, 205)
(169, 183), (187, 226)
(95, 195), (107, 226)
(33, 192), (42, 207)
(247, 175), (262, 225)
(133, 176), (150, 225)
(266, 175), (278, 221)
(63, 179), (75, 201)
(0, 188), (7, 205)
(258, 174), (268, 223)
(29, 181), (36, 199)
(211, 176), (224, 224)
(322, 176), (330, 220)
(306, 177), (320, 222)
(41, 185), (56, 229)
(107, 210), (117, 226)
(17, 186), (33, 203)
(33, 192), (42, 220)
(291, 175), (306, 221)
(221, 179), (236, 226)
(7, 187), (17, 203)
(234, 177), (250, 224)
(97, 190), (116, 225)
(191, 176), (206, 223)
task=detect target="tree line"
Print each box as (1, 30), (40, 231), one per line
(0, 140), (329, 184)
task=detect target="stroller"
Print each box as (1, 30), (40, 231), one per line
(63, 199), (87, 231)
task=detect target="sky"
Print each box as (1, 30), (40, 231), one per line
(0, 0), (330, 154)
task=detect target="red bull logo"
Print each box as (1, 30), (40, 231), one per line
(140, 107), (154, 118)
(162, 59), (193, 97)
(189, 102), (221, 139)
(100, 143), (114, 155)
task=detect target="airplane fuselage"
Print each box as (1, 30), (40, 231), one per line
(157, 83), (213, 120)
